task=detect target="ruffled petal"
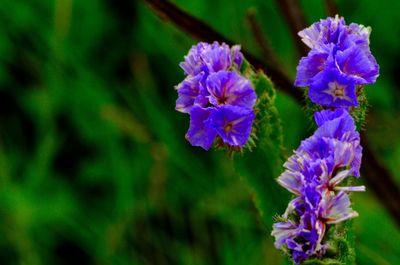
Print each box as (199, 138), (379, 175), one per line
(295, 49), (329, 87)
(175, 73), (206, 113)
(207, 105), (255, 146)
(186, 106), (217, 150)
(336, 46), (379, 85)
(321, 192), (359, 224)
(206, 71), (256, 108)
(309, 67), (358, 107)
(271, 221), (299, 248)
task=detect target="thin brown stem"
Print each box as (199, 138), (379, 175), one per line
(246, 9), (282, 72)
(325, 0), (339, 17)
(274, 0), (309, 56)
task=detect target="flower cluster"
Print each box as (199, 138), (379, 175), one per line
(295, 15), (379, 107)
(272, 108), (364, 264)
(175, 42), (257, 150)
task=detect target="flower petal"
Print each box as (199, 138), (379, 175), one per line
(271, 221), (299, 248)
(309, 67), (358, 107)
(186, 106), (217, 150)
(207, 105), (255, 146)
(175, 73), (206, 113)
(336, 46), (379, 85)
(295, 49), (329, 87)
(321, 192), (359, 224)
(206, 71), (256, 108)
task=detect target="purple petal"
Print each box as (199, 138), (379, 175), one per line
(314, 108), (347, 127)
(329, 169), (351, 187)
(231, 45), (243, 69)
(179, 42), (242, 76)
(336, 46), (379, 85)
(298, 23), (322, 50)
(207, 105), (255, 146)
(313, 108), (357, 139)
(278, 156), (305, 195)
(332, 141), (356, 168)
(320, 192), (359, 224)
(335, 185), (365, 192)
(339, 23), (371, 51)
(179, 42), (210, 76)
(175, 73), (207, 113)
(206, 71), (256, 108)
(309, 67), (358, 107)
(350, 144), (362, 177)
(271, 221), (299, 248)
(186, 106), (217, 150)
(283, 197), (303, 218)
(295, 49), (329, 87)
(303, 184), (322, 209)
(314, 114), (354, 139)
(201, 42), (232, 73)
(298, 15), (346, 50)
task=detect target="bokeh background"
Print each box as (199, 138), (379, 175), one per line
(0, 0), (399, 264)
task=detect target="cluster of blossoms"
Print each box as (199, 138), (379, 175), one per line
(295, 15), (379, 107)
(272, 16), (379, 263)
(272, 108), (364, 263)
(175, 42), (257, 150)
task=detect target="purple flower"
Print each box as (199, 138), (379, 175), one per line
(309, 66), (358, 107)
(179, 42), (243, 76)
(201, 42), (237, 73)
(206, 71), (257, 108)
(272, 221), (299, 248)
(206, 105), (255, 146)
(272, 109), (364, 263)
(313, 107), (348, 126)
(176, 42), (256, 150)
(307, 109), (362, 176)
(277, 155), (306, 196)
(295, 16), (379, 107)
(179, 42), (210, 76)
(335, 46), (379, 85)
(186, 106), (217, 150)
(231, 45), (243, 69)
(313, 109), (362, 174)
(175, 73), (208, 113)
(298, 15), (345, 50)
(294, 45), (332, 87)
(185, 105), (255, 150)
(339, 23), (371, 52)
(273, 211), (326, 264)
(320, 191), (359, 224)
(313, 108), (357, 140)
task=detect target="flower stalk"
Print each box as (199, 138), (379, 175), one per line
(272, 15), (379, 264)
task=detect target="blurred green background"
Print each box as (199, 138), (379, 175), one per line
(0, 0), (399, 264)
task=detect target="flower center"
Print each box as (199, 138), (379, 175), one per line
(224, 123), (233, 133)
(324, 81), (350, 101)
(334, 85), (344, 96)
(218, 96), (228, 105)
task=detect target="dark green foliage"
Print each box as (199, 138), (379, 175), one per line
(0, 1), (399, 265)
(351, 87), (369, 131)
(233, 64), (289, 229)
(302, 87), (323, 131)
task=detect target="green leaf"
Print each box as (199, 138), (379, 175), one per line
(233, 66), (289, 229)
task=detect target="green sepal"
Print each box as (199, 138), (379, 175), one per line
(350, 86), (369, 131)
